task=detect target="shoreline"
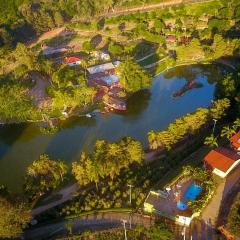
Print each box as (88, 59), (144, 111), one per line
(0, 58), (237, 126)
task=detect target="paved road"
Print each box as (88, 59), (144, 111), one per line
(24, 212), (153, 240)
(24, 213), (223, 240)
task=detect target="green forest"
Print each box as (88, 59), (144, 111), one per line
(0, 0), (240, 239)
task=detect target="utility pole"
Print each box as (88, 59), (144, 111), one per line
(212, 119), (217, 135)
(121, 219), (128, 240)
(128, 184), (133, 205)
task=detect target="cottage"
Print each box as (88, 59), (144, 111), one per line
(179, 36), (192, 45)
(204, 147), (240, 178)
(230, 131), (240, 151)
(64, 56), (82, 67)
(87, 62), (116, 74)
(165, 35), (177, 43)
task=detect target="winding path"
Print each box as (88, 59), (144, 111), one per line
(24, 212), (153, 240)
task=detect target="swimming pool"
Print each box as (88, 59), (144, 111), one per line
(184, 184), (202, 201)
(177, 201), (187, 211)
(177, 184), (202, 211)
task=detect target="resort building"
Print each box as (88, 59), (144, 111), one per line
(165, 35), (177, 43)
(204, 147), (240, 178)
(87, 61), (126, 111)
(64, 56), (82, 67)
(87, 62), (116, 75)
(179, 36), (192, 45)
(144, 178), (202, 226)
(230, 131), (240, 151)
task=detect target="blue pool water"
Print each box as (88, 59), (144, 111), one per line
(184, 184), (202, 201)
(177, 201), (187, 211)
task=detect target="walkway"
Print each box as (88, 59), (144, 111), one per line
(72, 0), (215, 21)
(24, 212), (153, 240)
(136, 53), (155, 62)
(201, 165), (240, 226)
(28, 72), (51, 108)
(32, 183), (80, 216)
(143, 56), (168, 69)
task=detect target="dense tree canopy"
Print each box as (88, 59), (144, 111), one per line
(215, 74), (237, 99)
(0, 197), (31, 238)
(148, 99), (230, 150)
(0, 80), (37, 121)
(72, 137), (144, 187)
(24, 154), (68, 199)
(117, 60), (151, 93)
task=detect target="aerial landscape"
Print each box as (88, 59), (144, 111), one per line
(0, 0), (240, 239)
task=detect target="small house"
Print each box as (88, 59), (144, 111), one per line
(165, 35), (177, 43)
(87, 62), (116, 75)
(64, 56), (82, 67)
(179, 36), (192, 45)
(204, 147), (240, 178)
(230, 131), (240, 151)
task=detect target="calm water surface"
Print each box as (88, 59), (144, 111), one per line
(0, 65), (225, 192)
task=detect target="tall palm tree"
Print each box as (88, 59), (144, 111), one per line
(233, 118), (240, 132)
(221, 126), (236, 140)
(204, 134), (218, 148)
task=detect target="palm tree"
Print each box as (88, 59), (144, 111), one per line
(220, 126), (236, 140)
(148, 130), (158, 150)
(56, 161), (68, 182)
(233, 118), (240, 132)
(204, 134), (218, 148)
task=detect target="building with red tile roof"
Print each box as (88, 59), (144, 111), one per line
(230, 131), (240, 151)
(165, 35), (177, 42)
(179, 36), (192, 45)
(64, 56), (82, 66)
(204, 147), (240, 178)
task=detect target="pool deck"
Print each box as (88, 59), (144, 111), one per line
(145, 177), (196, 218)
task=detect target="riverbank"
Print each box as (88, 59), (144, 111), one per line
(0, 57), (235, 126)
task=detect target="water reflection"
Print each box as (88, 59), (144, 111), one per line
(124, 89), (152, 119)
(0, 64), (227, 192)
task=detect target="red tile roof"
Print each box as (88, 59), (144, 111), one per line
(204, 147), (239, 173)
(65, 56), (81, 64)
(230, 131), (240, 149)
(166, 35), (177, 42)
(180, 36), (192, 44)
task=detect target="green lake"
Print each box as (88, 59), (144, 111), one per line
(0, 65), (226, 192)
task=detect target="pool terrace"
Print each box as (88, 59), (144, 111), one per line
(144, 177), (203, 224)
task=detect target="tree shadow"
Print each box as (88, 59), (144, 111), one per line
(120, 89), (151, 122)
(90, 34), (103, 48)
(133, 40), (159, 59)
